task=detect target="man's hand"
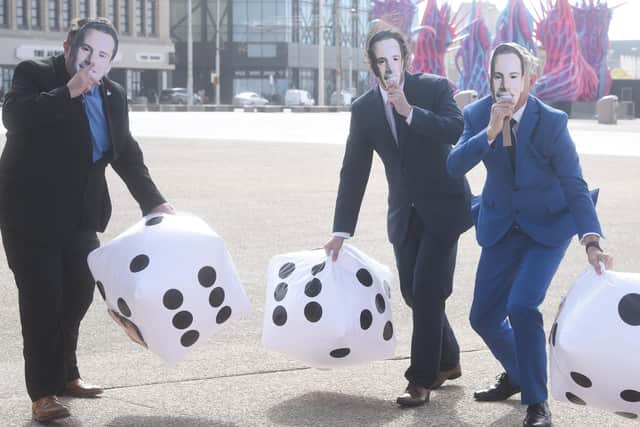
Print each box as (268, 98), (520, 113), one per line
(324, 236), (345, 261)
(587, 244), (613, 275)
(148, 202), (176, 215)
(387, 81), (412, 117)
(67, 63), (101, 98)
(487, 97), (515, 142)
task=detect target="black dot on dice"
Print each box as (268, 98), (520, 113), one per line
(304, 302), (322, 322)
(198, 266), (217, 288)
(117, 298), (131, 317)
(615, 412), (638, 419)
(565, 392), (586, 405)
(311, 262), (326, 276)
(272, 306), (287, 326)
(375, 293), (386, 313)
(330, 348), (350, 358)
(279, 262), (295, 279)
(356, 268), (373, 287)
(304, 278), (322, 298)
(360, 310), (373, 330)
(163, 289), (183, 310)
(618, 293), (640, 326)
(570, 372), (592, 388)
(145, 216), (163, 226)
(550, 322), (558, 346)
(209, 287), (225, 308)
(216, 306), (232, 324)
(274, 282), (288, 301)
(621, 389), (640, 403)
(129, 254), (149, 273)
(180, 330), (199, 347)
(95, 281), (106, 300)
(383, 321), (393, 341)
(172, 311), (193, 329)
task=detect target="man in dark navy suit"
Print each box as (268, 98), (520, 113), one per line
(448, 43), (613, 427)
(0, 18), (173, 422)
(324, 26), (472, 406)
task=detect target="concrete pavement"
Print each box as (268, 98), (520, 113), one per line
(0, 114), (639, 426)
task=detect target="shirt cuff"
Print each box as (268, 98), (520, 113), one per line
(405, 107), (414, 125)
(580, 233), (602, 244)
(333, 232), (351, 239)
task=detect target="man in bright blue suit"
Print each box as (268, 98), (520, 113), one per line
(447, 43), (613, 427)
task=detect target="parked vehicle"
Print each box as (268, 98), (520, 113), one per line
(159, 88), (202, 104)
(330, 89), (354, 106)
(232, 92), (270, 106)
(284, 89), (315, 106)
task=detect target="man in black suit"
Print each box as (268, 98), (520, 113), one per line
(324, 26), (471, 406)
(0, 18), (173, 422)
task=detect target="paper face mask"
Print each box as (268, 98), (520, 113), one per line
(70, 26), (115, 80)
(373, 38), (405, 89)
(491, 53), (524, 103)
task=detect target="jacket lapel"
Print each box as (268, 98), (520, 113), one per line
(373, 86), (399, 148)
(514, 95), (540, 173)
(100, 79), (118, 160)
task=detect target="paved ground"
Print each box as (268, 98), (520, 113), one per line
(0, 113), (639, 426)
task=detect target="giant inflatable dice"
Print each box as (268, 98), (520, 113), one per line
(549, 268), (640, 420)
(88, 213), (251, 365)
(262, 245), (396, 368)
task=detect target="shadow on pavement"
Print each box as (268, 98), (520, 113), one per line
(105, 416), (236, 426)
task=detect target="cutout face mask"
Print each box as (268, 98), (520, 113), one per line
(373, 38), (405, 89)
(491, 53), (525, 105)
(69, 27), (115, 80)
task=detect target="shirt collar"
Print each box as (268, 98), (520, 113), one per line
(512, 101), (526, 123)
(86, 85), (100, 97)
(379, 80), (405, 104)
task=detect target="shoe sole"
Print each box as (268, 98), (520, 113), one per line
(431, 368), (462, 389)
(33, 410), (71, 422)
(473, 389), (521, 402)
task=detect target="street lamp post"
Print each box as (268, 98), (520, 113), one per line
(215, 0), (221, 105)
(318, 0), (325, 106)
(187, 0), (194, 106)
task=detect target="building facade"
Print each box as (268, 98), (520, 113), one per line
(170, 0), (371, 105)
(0, 0), (175, 101)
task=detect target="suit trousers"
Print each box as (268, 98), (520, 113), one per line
(469, 226), (570, 405)
(392, 208), (460, 388)
(1, 229), (99, 401)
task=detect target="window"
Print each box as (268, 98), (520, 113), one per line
(16, 0), (27, 28)
(135, 0), (142, 35)
(119, 0), (129, 34)
(129, 70), (141, 96)
(107, 0), (116, 24)
(48, 0), (58, 30)
(1, 67), (14, 100)
(146, 0), (156, 35)
(61, 0), (71, 30)
(30, 0), (41, 29)
(232, 0), (291, 43)
(78, 0), (88, 17)
(0, 0), (7, 27)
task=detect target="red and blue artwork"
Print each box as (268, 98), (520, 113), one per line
(573, 0), (615, 99)
(493, 0), (537, 53)
(455, 0), (491, 96)
(412, 0), (456, 77)
(371, 0), (418, 38)
(532, 0), (599, 102)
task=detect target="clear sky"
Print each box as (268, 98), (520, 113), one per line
(418, 1), (639, 41)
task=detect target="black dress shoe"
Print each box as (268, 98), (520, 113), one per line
(396, 383), (430, 407)
(474, 372), (521, 401)
(523, 401), (552, 427)
(431, 364), (462, 389)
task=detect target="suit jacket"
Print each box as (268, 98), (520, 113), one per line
(0, 55), (166, 240)
(333, 72), (472, 244)
(447, 94), (602, 248)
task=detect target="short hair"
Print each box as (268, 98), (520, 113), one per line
(489, 42), (537, 93)
(365, 26), (410, 80)
(67, 17), (119, 60)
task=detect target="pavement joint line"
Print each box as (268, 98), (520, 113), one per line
(101, 349), (490, 392)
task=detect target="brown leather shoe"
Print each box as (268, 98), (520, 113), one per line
(32, 396), (70, 422)
(64, 379), (103, 398)
(396, 383), (430, 407)
(431, 364), (462, 389)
